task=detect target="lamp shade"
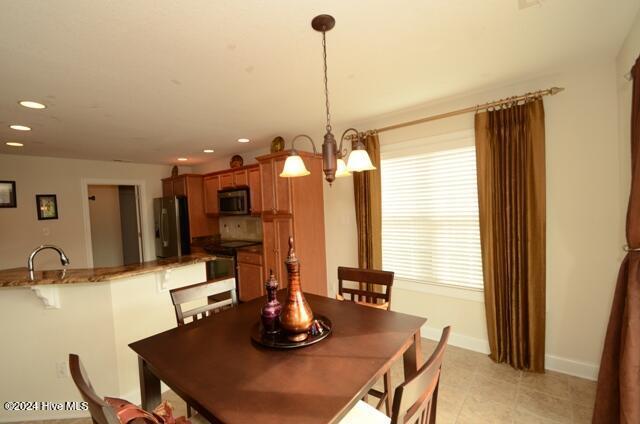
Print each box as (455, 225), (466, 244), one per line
(335, 158), (352, 178)
(346, 149), (376, 172)
(280, 154), (310, 177)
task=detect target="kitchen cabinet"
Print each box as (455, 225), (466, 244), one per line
(260, 156), (291, 215)
(161, 174), (217, 241)
(233, 169), (248, 187)
(257, 151), (327, 296)
(248, 166), (261, 215)
(202, 164), (259, 215)
(262, 216), (293, 286)
(203, 175), (220, 215)
(236, 248), (264, 301)
(220, 173), (234, 189)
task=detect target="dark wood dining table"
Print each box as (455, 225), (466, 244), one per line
(129, 292), (426, 424)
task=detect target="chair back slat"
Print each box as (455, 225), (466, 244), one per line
(170, 278), (237, 326)
(391, 327), (451, 424)
(69, 354), (120, 424)
(337, 266), (394, 309)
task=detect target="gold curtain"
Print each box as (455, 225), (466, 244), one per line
(474, 98), (546, 372)
(353, 132), (382, 269)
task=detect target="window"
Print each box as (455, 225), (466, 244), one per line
(381, 131), (483, 291)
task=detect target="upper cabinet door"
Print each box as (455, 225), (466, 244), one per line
(274, 157), (292, 214)
(248, 166), (261, 215)
(233, 169), (248, 187)
(204, 175), (220, 215)
(220, 172), (234, 189)
(260, 161), (275, 214)
(162, 179), (173, 197)
(173, 177), (187, 197)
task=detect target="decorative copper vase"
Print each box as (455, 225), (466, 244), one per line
(261, 270), (282, 334)
(279, 237), (314, 341)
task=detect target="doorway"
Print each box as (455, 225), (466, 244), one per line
(87, 184), (143, 267)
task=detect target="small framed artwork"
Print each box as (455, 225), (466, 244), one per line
(0, 181), (17, 208)
(36, 194), (58, 220)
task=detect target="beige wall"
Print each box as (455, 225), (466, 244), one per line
(617, 10), (640, 217)
(88, 185), (124, 267)
(0, 154), (189, 270)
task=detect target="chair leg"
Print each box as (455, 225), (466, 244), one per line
(383, 371), (392, 416)
(187, 404), (192, 418)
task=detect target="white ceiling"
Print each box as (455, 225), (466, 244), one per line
(0, 0), (638, 165)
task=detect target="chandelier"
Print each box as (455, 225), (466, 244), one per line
(280, 14), (376, 184)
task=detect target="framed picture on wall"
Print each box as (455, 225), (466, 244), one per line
(0, 181), (17, 208)
(36, 194), (58, 220)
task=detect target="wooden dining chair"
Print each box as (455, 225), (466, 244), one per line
(169, 277), (238, 416)
(337, 266), (394, 310)
(170, 277), (238, 326)
(337, 266), (395, 414)
(340, 326), (451, 424)
(69, 354), (120, 424)
(69, 353), (154, 424)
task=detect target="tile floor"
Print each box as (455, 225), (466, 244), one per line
(14, 338), (597, 424)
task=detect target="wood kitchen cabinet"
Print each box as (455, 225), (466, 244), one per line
(248, 166), (261, 215)
(259, 156), (292, 215)
(237, 247), (264, 301)
(220, 172), (234, 189)
(161, 174), (218, 241)
(203, 175), (220, 215)
(203, 164), (260, 215)
(233, 169), (248, 187)
(262, 216), (293, 287)
(257, 150), (327, 296)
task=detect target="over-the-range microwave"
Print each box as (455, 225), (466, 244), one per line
(218, 188), (250, 215)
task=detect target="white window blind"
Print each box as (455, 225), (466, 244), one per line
(381, 133), (483, 291)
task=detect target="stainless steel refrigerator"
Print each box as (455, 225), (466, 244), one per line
(153, 196), (191, 258)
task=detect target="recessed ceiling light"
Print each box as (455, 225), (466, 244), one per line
(19, 100), (46, 109)
(10, 124), (31, 131)
(5, 142), (24, 147)
(203, 149), (215, 153)
(177, 157), (188, 161)
(237, 138), (250, 143)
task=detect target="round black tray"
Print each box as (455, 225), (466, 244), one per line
(251, 315), (332, 349)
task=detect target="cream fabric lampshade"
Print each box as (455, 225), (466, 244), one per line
(347, 149), (376, 172)
(335, 158), (352, 178)
(280, 154), (310, 177)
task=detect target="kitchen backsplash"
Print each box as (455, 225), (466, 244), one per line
(219, 216), (263, 241)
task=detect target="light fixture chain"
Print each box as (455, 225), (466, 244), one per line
(322, 31), (332, 132)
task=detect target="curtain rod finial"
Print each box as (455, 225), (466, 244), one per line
(549, 87), (564, 95)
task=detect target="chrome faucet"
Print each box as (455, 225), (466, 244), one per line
(27, 245), (70, 279)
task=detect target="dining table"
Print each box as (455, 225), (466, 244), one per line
(129, 292), (427, 423)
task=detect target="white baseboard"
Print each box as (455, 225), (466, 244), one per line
(545, 354), (599, 381)
(421, 324), (490, 354)
(421, 324), (599, 381)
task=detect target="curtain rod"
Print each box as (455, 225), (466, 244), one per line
(372, 86), (565, 135)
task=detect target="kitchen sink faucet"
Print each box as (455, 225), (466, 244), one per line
(27, 245), (70, 279)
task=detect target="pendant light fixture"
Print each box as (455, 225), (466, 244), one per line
(280, 15), (376, 184)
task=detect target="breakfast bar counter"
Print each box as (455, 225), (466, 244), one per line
(0, 253), (216, 287)
(0, 254), (229, 422)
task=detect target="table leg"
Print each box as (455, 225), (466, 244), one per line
(138, 356), (161, 410)
(403, 330), (423, 380)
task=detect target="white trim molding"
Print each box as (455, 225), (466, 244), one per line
(421, 324), (599, 381)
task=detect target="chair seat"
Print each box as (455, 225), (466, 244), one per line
(339, 400), (391, 424)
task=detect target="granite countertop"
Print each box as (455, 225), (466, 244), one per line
(0, 253), (216, 288)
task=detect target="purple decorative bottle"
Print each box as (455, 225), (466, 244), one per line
(261, 270), (282, 334)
